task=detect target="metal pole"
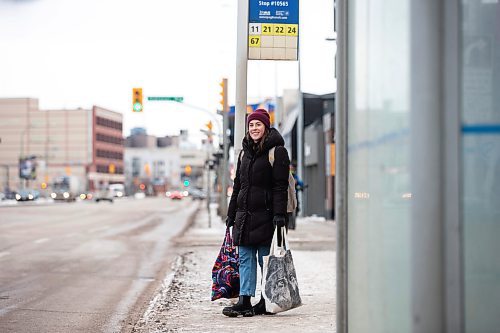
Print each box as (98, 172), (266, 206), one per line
(234, 0), (249, 160)
(335, 0), (348, 332)
(19, 128), (27, 190)
(206, 148), (212, 228)
(297, 63), (304, 217)
(411, 1), (444, 331)
(443, 0), (463, 331)
(220, 110), (229, 217)
(0, 164), (9, 193)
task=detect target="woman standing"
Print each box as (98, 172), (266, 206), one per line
(223, 108), (290, 317)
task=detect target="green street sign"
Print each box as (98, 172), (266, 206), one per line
(148, 96), (184, 102)
(133, 102), (143, 112)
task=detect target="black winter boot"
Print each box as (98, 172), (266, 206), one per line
(252, 295), (276, 315)
(222, 296), (254, 317)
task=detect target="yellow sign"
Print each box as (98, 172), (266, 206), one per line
(286, 24), (299, 36)
(273, 24), (287, 36)
(249, 36), (261, 47)
(109, 163), (116, 174)
(262, 24), (273, 35)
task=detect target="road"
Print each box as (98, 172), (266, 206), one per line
(0, 197), (199, 333)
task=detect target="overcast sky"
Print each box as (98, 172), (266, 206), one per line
(0, 0), (336, 142)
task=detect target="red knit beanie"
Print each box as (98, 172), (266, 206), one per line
(247, 108), (271, 128)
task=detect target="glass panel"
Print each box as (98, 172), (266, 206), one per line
(461, 0), (500, 331)
(347, 0), (411, 331)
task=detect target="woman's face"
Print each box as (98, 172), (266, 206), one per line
(248, 120), (266, 142)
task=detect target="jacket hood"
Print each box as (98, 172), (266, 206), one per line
(242, 127), (285, 155)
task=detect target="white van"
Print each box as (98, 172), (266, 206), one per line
(108, 184), (125, 198)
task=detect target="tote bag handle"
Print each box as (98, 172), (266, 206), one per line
(269, 227), (289, 256)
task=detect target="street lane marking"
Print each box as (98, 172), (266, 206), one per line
(33, 238), (49, 244)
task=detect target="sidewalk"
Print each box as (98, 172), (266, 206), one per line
(132, 203), (336, 333)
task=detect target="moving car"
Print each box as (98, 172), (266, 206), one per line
(94, 188), (114, 203)
(50, 176), (84, 201)
(166, 190), (187, 200)
(108, 183), (125, 198)
(189, 188), (207, 200)
(15, 189), (40, 202)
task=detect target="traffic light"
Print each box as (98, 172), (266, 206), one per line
(132, 88), (143, 112)
(184, 165), (192, 176)
(183, 179), (190, 187)
(206, 121), (213, 143)
(144, 163), (151, 176)
(219, 78), (228, 112)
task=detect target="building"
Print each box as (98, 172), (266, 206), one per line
(88, 106), (125, 191)
(0, 98), (124, 194)
(278, 90), (336, 219)
(335, 0), (500, 332)
(124, 129), (206, 195)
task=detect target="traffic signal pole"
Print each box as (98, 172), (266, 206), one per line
(219, 78), (229, 218)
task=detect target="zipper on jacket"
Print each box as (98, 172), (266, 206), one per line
(240, 153), (256, 244)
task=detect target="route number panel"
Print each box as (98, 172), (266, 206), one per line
(248, 0), (299, 61)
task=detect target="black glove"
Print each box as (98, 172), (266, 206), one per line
(226, 216), (235, 227)
(273, 215), (286, 228)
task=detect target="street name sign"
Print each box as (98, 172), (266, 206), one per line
(148, 97), (184, 102)
(248, 0), (299, 60)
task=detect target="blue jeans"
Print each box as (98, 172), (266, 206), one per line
(238, 245), (271, 296)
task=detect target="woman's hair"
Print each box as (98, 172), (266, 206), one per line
(246, 127), (270, 154)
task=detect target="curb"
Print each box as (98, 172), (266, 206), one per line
(131, 202), (202, 332)
(131, 254), (186, 332)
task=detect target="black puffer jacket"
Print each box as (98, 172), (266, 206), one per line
(227, 128), (290, 246)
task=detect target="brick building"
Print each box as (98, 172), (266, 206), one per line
(0, 98), (124, 194)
